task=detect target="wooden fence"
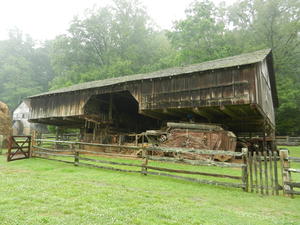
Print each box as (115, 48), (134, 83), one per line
(280, 149), (300, 197)
(7, 136), (31, 161)
(10, 135), (300, 197)
(32, 138), (248, 191)
(247, 150), (280, 195)
(276, 136), (300, 146)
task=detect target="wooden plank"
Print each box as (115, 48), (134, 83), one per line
(284, 182), (300, 188)
(242, 148), (248, 192)
(269, 150), (274, 195)
(78, 150), (139, 158)
(35, 156), (74, 164)
(9, 146), (29, 150)
(145, 165), (242, 180)
(146, 146), (243, 157)
(147, 156), (245, 168)
(287, 168), (300, 173)
(166, 122), (223, 131)
(33, 151), (74, 157)
(8, 150), (30, 155)
(32, 146), (74, 153)
(78, 162), (140, 173)
(253, 152), (259, 193)
(5, 156), (29, 162)
(248, 152), (253, 192)
(264, 151), (269, 195)
(285, 190), (300, 195)
(273, 151), (279, 195)
(258, 151), (264, 195)
(288, 157), (300, 163)
(145, 171), (244, 189)
(78, 156), (142, 168)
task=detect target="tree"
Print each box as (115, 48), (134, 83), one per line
(0, 29), (54, 109)
(50, 0), (174, 89)
(227, 0), (300, 134)
(168, 0), (300, 134)
(168, 0), (237, 64)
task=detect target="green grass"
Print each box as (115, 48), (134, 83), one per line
(0, 147), (300, 225)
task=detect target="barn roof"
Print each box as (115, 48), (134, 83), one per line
(29, 48), (277, 106)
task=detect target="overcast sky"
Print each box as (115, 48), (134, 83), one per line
(0, 0), (233, 41)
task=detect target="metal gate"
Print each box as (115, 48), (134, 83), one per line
(7, 136), (31, 161)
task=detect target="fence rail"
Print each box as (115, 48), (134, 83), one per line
(276, 136), (300, 146)
(32, 138), (248, 191)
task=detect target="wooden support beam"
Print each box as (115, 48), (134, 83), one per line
(162, 108), (184, 118)
(192, 107), (214, 121)
(220, 105), (242, 119)
(140, 110), (168, 120)
(109, 93), (113, 121)
(167, 122), (223, 131)
(62, 117), (84, 123)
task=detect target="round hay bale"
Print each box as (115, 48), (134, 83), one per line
(0, 101), (12, 136)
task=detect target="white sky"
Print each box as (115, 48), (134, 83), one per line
(0, 0), (233, 41)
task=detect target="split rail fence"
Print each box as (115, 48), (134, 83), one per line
(31, 138), (249, 191)
(9, 136), (300, 197)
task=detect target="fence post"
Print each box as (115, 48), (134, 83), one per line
(31, 131), (36, 157)
(28, 136), (32, 158)
(273, 151), (279, 195)
(248, 150), (253, 192)
(242, 148), (248, 192)
(280, 149), (292, 197)
(141, 149), (148, 175)
(74, 150), (79, 166)
(6, 136), (13, 162)
(141, 134), (148, 175)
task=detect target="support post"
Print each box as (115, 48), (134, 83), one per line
(280, 149), (292, 197)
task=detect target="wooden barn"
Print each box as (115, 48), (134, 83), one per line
(26, 49), (278, 144)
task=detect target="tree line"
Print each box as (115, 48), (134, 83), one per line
(0, 0), (299, 135)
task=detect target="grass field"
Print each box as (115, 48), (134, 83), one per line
(0, 147), (300, 225)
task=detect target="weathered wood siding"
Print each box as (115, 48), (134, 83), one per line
(28, 60), (275, 133)
(255, 59), (275, 125)
(136, 65), (256, 110)
(29, 92), (90, 119)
